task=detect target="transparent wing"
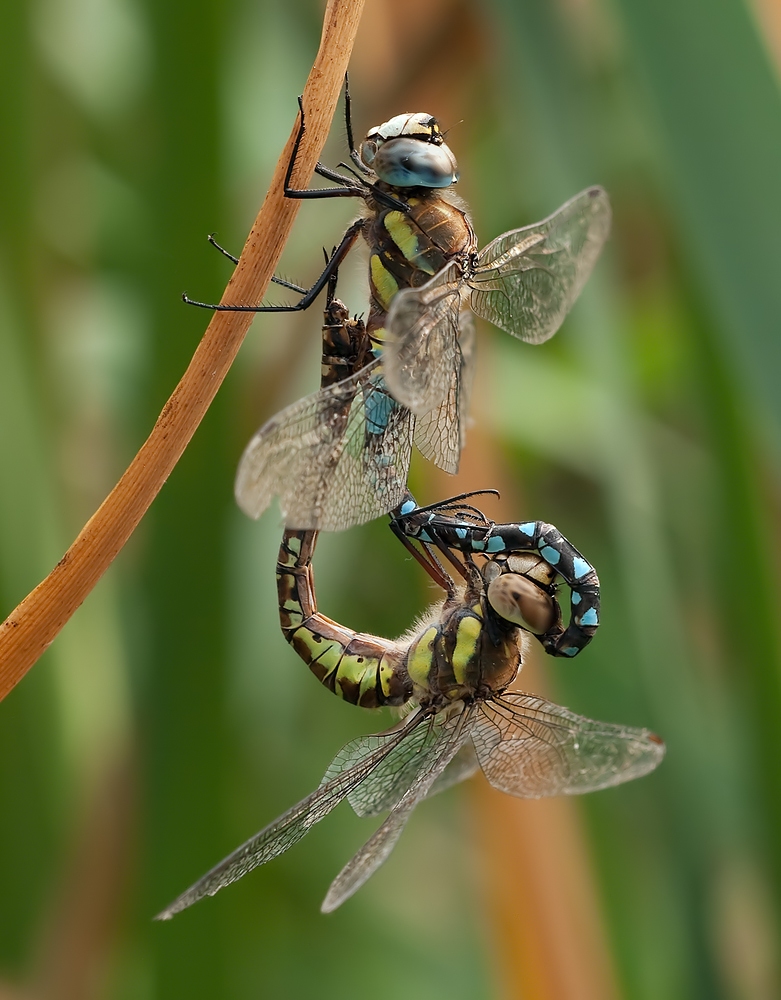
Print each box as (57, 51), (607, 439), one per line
(427, 741), (480, 796)
(471, 692), (664, 798)
(468, 186), (611, 344)
(321, 706), (475, 912)
(382, 260), (464, 415)
(234, 360), (413, 532)
(412, 309), (476, 474)
(321, 713), (442, 818)
(154, 712), (429, 920)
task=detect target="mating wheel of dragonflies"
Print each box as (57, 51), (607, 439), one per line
(192, 87), (611, 531)
(156, 489), (661, 917)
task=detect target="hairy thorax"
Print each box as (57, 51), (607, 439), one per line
(403, 592), (525, 709)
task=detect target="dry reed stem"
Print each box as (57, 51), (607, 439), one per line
(0, 0), (366, 701)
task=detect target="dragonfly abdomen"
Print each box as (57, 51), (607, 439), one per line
(277, 530), (411, 708)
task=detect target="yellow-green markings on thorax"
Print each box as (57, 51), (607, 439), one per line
(383, 210), (439, 276)
(370, 255), (400, 312)
(451, 607), (483, 687)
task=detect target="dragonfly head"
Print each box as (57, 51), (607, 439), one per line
(360, 113), (459, 188)
(486, 573), (558, 636)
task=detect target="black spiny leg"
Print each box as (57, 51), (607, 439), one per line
(389, 519), (458, 598)
(183, 218), (364, 313)
(344, 73), (371, 177)
(206, 234), (307, 293)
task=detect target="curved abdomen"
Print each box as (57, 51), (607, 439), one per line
(277, 531), (411, 708)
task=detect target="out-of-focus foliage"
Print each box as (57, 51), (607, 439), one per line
(1, 0), (780, 997)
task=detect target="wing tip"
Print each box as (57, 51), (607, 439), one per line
(153, 900), (183, 922)
(320, 892), (339, 914)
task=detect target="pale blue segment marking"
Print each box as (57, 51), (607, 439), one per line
(579, 608), (599, 626)
(455, 527), (468, 540)
(519, 522), (535, 536)
(486, 536), (505, 553)
(562, 647), (580, 657)
(571, 592), (582, 605)
(419, 529), (432, 543)
(540, 545), (561, 566)
(365, 392), (396, 434)
(399, 499), (416, 515)
(471, 539), (486, 551)
(572, 556), (591, 579)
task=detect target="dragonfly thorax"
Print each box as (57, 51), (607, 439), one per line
(360, 113), (458, 188)
(404, 594), (524, 707)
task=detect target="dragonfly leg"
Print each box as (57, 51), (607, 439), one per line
(388, 516), (458, 597)
(343, 72), (372, 177)
(206, 234), (308, 293)
(207, 233), (239, 265)
(285, 96), (406, 211)
(183, 218), (364, 313)
(284, 96), (366, 202)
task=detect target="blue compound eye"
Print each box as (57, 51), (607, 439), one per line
(487, 573), (557, 635)
(368, 137), (458, 188)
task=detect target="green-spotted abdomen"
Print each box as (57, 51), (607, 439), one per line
(277, 530), (411, 708)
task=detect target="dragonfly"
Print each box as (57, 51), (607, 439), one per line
(193, 88), (611, 530)
(156, 495), (661, 918)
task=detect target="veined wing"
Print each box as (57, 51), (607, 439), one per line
(382, 260), (464, 416)
(321, 705), (475, 913)
(321, 710), (442, 818)
(234, 359), (413, 532)
(326, 709), (478, 818)
(427, 741), (480, 796)
(412, 309), (476, 474)
(468, 186), (611, 344)
(154, 711), (430, 920)
(472, 692), (664, 798)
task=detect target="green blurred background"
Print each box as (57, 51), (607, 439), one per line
(2, 0), (781, 996)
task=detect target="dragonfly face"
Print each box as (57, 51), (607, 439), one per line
(360, 113), (459, 188)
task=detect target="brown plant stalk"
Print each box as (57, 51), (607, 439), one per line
(0, 0), (366, 702)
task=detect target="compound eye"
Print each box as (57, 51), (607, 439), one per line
(370, 137), (458, 188)
(359, 139), (379, 168)
(487, 573), (557, 635)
